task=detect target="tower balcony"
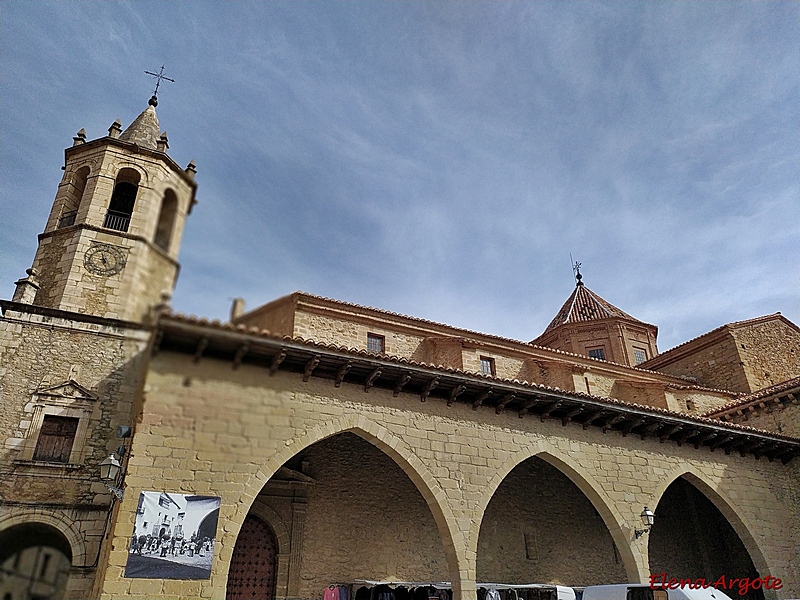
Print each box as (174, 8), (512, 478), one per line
(103, 209), (131, 232)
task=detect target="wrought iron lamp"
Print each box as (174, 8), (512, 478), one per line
(99, 453), (124, 499)
(634, 506), (655, 539)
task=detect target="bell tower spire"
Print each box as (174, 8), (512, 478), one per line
(13, 91), (198, 323)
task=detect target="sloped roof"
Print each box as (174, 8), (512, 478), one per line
(702, 376), (800, 418)
(119, 101), (160, 150)
(542, 283), (647, 335)
(640, 313), (796, 369)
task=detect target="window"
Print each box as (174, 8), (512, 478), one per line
(367, 333), (385, 354)
(588, 347), (606, 361)
(480, 356), (495, 376)
(633, 348), (647, 365)
(32, 416), (79, 462)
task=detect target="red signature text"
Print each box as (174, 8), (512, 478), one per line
(649, 573), (783, 596)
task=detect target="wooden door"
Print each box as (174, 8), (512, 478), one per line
(226, 516), (278, 600)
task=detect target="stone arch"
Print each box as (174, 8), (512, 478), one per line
(649, 465), (772, 578)
(248, 498), (291, 556)
(223, 415), (464, 596)
(0, 510), (87, 567)
(470, 440), (643, 582)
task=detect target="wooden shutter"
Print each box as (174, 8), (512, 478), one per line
(33, 416), (79, 462)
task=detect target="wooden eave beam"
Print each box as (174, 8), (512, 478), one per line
(495, 393), (515, 415)
(334, 361), (352, 387)
(517, 397), (541, 418)
(193, 337), (209, 363)
(619, 417), (646, 437)
(709, 434), (735, 451)
(420, 376), (439, 402)
(561, 407), (584, 427)
(602, 414), (626, 433)
(448, 384), (467, 407)
(393, 372), (412, 397)
(269, 349), (286, 375)
(659, 424), (682, 442)
(694, 431), (718, 449)
(582, 409), (606, 430)
(303, 355), (320, 382)
(472, 389), (493, 410)
(675, 428), (700, 446)
(232, 343), (249, 370)
(539, 401), (561, 423)
(640, 421), (663, 441)
(364, 368), (382, 392)
(152, 329), (165, 356)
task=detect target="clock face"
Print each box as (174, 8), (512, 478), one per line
(84, 243), (126, 276)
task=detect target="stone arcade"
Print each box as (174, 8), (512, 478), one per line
(1, 98), (798, 600)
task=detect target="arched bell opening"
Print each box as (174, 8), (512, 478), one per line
(649, 477), (764, 600)
(477, 456), (626, 586)
(0, 523), (73, 600)
(58, 165), (90, 228)
(154, 189), (178, 252)
(104, 167), (141, 232)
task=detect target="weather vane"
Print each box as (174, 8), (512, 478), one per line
(570, 253), (583, 286)
(144, 65), (175, 106)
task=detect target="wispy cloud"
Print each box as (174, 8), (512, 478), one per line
(1, 1), (797, 350)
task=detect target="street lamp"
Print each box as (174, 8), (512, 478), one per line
(634, 506), (655, 539)
(99, 453), (124, 500)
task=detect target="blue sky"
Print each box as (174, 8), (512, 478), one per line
(1, 1), (797, 351)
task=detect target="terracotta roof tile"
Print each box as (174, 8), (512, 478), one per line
(542, 284), (648, 334)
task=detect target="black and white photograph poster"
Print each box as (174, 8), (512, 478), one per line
(124, 492), (221, 580)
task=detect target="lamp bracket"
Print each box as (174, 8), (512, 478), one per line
(106, 484), (124, 500)
(634, 525), (651, 539)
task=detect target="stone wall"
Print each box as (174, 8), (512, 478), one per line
(646, 317), (800, 395)
(0, 306), (150, 598)
(731, 320), (800, 393)
(645, 332), (748, 393)
(97, 350), (799, 600)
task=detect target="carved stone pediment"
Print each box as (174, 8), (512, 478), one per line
(35, 379), (97, 401)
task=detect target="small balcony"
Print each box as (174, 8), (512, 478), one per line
(103, 210), (131, 232)
(57, 210), (77, 229)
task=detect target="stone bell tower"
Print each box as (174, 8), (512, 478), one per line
(14, 95), (198, 323)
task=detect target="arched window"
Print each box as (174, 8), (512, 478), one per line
(58, 166), (90, 228)
(104, 168), (140, 232)
(154, 190), (178, 251)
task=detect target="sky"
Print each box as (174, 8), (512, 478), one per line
(1, 1), (797, 351)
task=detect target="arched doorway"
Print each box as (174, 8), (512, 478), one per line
(649, 477), (764, 600)
(227, 516), (279, 600)
(0, 523), (73, 600)
(477, 456), (626, 585)
(231, 432), (451, 600)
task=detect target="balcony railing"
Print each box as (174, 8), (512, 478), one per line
(57, 210), (77, 229)
(103, 210), (131, 232)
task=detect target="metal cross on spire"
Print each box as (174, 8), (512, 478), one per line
(144, 65), (175, 106)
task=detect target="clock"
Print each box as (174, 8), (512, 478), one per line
(84, 244), (126, 276)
